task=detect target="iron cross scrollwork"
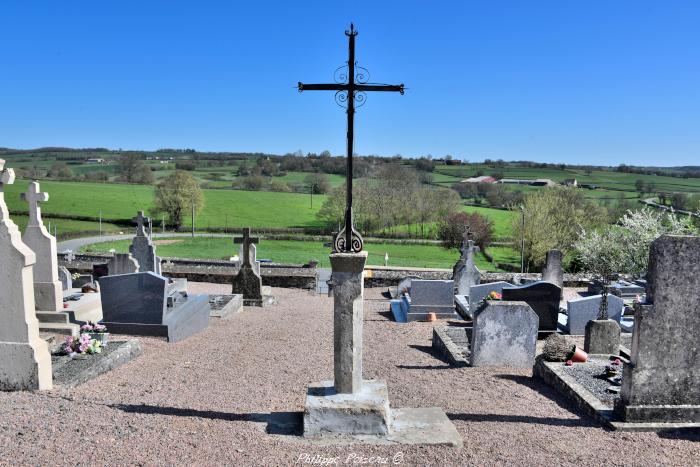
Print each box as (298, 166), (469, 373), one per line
(298, 24), (405, 253)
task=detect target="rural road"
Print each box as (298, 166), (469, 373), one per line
(640, 197), (699, 217)
(57, 232), (230, 253)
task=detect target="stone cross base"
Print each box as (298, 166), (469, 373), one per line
(304, 380), (391, 436)
(0, 341), (53, 391)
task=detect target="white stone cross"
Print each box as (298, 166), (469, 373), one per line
(0, 159), (16, 221)
(20, 181), (49, 227)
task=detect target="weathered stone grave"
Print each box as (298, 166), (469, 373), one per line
(129, 211), (161, 274)
(501, 281), (561, 334)
(106, 252), (140, 275)
(453, 233), (480, 296)
(616, 235), (700, 424)
(100, 271), (211, 342)
(470, 301), (538, 368)
(541, 249), (564, 291)
(232, 227), (274, 306)
(566, 294), (624, 335)
(58, 266), (72, 291)
(0, 160), (53, 390)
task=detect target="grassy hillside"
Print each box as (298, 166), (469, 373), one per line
(4, 180), (327, 229)
(80, 236), (518, 271)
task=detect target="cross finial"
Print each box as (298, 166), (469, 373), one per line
(346, 23), (357, 37)
(20, 181), (49, 227)
(0, 159), (16, 221)
(133, 211), (150, 237)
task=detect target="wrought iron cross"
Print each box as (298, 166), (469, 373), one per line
(234, 227), (259, 268)
(298, 24), (404, 253)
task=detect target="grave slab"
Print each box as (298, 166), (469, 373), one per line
(209, 294), (243, 319)
(51, 340), (142, 388)
(406, 279), (457, 321)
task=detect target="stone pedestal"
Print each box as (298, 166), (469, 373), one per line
(330, 251), (367, 394)
(304, 380), (391, 436)
(584, 319), (620, 355)
(0, 163), (53, 390)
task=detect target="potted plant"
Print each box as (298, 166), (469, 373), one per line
(80, 322), (109, 346)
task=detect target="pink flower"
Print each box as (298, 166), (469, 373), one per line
(565, 360), (573, 366)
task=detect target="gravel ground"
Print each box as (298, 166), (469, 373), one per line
(1, 284), (698, 466)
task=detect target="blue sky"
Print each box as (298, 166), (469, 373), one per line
(0, 1), (698, 166)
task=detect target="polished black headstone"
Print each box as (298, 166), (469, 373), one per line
(501, 281), (561, 332)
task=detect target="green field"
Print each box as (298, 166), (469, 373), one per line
(4, 180), (327, 229)
(80, 236), (518, 270)
(11, 215), (123, 238)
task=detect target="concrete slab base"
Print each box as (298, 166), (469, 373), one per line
(303, 380), (462, 447)
(52, 339), (142, 389)
(534, 357), (700, 431)
(243, 286), (277, 307)
(304, 380), (391, 437)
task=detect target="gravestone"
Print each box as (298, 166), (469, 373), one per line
(566, 294), (624, 335)
(21, 181), (62, 312)
(501, 281), (561, 333)
(584, 319), (621, 355)
(128, 211), (161, 274)
(405, 279), (457, 321)
(457, 281), (512, 320)
(100, 272), (210, 343)
(0, 160), (53, 390)
(238, 242), (260, 276)
(616, 235), (700, 423)
(232, 228), (269, 306)
(541, 249), (563, 291)
(58, 266), (72, 291)
(107, 253), (140, 275)
(470, 301), (538, 368)
(453, 233), (481, 295)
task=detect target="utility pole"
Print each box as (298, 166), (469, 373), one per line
(99, 209), (102, 236)
(162, 213), (165, 234)
(191, 196), (195, 238)
(519, 205), (525, 273)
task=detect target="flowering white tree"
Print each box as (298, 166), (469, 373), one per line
(575, 209), (697, 318)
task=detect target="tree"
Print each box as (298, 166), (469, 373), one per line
(48, 162), (73, 179)
(512, 187), (606, 268)
(153, 171), (204, 230)
(437, 211), (494, 251)
(575, 209), (697, 280)
(304, 173), (331, 194)
(635, 179), (645, 194)
(118, 153), (154, 184)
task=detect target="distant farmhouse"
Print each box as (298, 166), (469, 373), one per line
(562, 178), (577, 187)
(86, 158), (105, 164)
(460, 175), (497, 184)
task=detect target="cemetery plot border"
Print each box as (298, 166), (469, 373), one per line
(534, 357), (700, 431)
(51, 339), (142, 389)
